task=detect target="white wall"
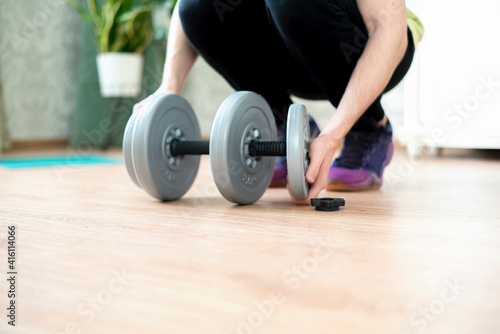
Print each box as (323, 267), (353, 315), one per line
(398, 0), (500, 152)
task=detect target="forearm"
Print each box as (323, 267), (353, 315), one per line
(161, 1), (198, 94)
(322, 26), (407, 142)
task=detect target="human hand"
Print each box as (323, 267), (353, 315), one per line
(133, 84), (178, 113)
(288, 133), (341, 205)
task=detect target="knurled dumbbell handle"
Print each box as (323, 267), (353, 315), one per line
(248, 141), (286, 157)
(170, 139), (286, 157)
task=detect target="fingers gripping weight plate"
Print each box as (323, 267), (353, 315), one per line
(287, 104), (310, 200)
(131, 94), (202, 200)
(123, 111), (141, 188)
(210, 92), (277, 205)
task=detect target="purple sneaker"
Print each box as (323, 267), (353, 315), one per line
(327, 118), (394, 191)
(270, 115), (320, 188)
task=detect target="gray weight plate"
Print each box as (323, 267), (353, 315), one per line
(132, 94), (201, 201)
(210, 91), (277, 205)
(123, 111), (141, 188)
(287, 104), (310, 200)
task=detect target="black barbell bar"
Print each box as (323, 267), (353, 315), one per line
(170, 139), (286, 157)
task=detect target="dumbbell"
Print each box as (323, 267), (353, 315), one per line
(123, 91), (311, 204)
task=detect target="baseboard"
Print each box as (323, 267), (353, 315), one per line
(10, 140), (69, 150)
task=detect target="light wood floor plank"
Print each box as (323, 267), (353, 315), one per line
(0, 148), (499, 334)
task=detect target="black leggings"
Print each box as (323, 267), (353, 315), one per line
(179, 0), (415, 129)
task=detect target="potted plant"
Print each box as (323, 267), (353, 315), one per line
(65, 0), (176, 98)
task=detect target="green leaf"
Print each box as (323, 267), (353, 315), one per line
(99, 0), (123, 52)
(67, 0), (159, 53)
(87, 0), (98, 16)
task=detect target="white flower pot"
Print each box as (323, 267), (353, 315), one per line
(96, 53), (144, 98)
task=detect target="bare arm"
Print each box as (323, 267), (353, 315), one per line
(161, 0), (198, 94)
(293, 0), (408, 203)
(321, 0), (408, 140)
(134, 0), (198, 111)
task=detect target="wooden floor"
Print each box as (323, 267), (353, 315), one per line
(1, 147), (499, 334)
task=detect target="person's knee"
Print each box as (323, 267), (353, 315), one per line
(179, 0), (223, 28)
(265, 0), (329, 40)
(179, 0), (225, 46)
(178, 0), (205, 26)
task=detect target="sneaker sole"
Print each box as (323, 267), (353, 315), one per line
(326, 176), (382, 191)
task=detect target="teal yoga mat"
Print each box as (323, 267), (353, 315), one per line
(0, 155), (122, 169)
